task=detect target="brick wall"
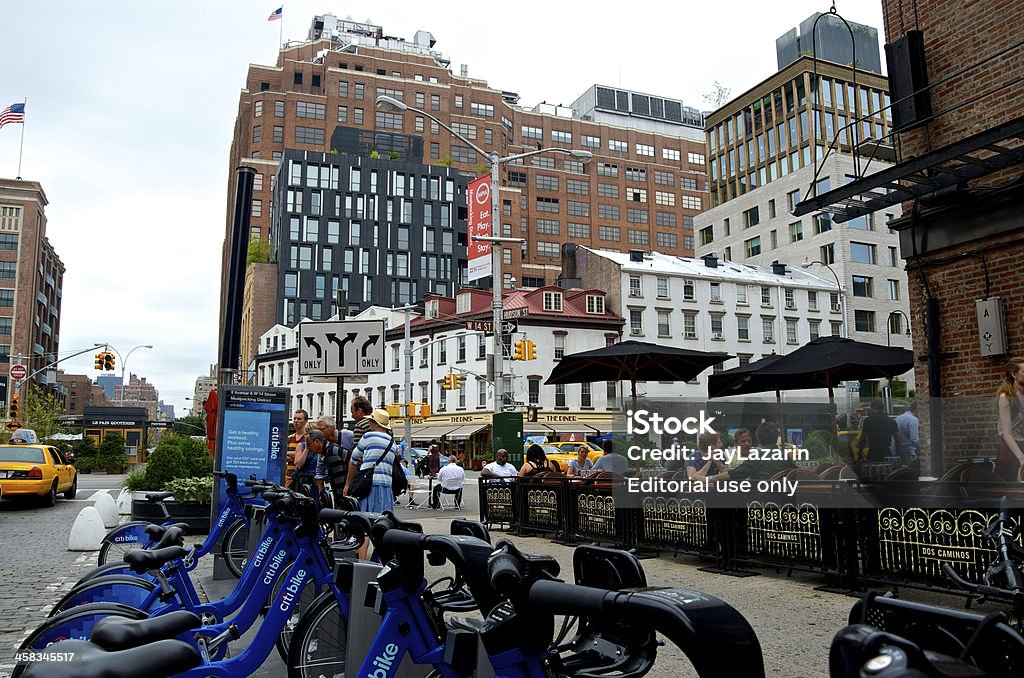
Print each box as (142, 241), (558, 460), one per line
(882, 0), (1024, 467)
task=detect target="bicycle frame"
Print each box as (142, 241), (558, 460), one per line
(178, 520), (345, 676)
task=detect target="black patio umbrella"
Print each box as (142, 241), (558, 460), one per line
(709, 336), (914, 457)
(707, 353), (789, 432)
(545, 340), (731, 409)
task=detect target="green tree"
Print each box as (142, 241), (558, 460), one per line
(247, 238), (272, 265)
(21, 383), (67, 440)
(98, 432), (128, 472)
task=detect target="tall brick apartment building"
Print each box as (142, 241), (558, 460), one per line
(799, 0), (1024, 473)
(0, 178), (65, 405)
(222, 14), (709, 376)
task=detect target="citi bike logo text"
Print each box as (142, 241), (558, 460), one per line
(216, 508), (231, 529)
(251, 536), (273, 571)
(112, 534), (140, 543)
(367, 643), (400, 678)
(278, 570), (307, 612)
(262, 548), (287, 586)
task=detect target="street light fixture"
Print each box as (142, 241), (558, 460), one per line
(107, 344), (154, 406)
(801, 260), (845, 338)
(886, 310), (911, 347)
(376, 95), (593, 415)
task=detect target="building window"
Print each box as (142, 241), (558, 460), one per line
(252, 125), (261, 143)
(688, 152), (705, 165)
(626, 208), (648, 224)
(627, 230), (649, 245)
(543, 291), (563, 311)
(636, 143), (654, 156)
(744, 236), (761, 257)
(0, 262), (15, 278)
(737, 316), (750, 341)
(656, 277), (669, 299)
(656, 310), (671, 336)
(789, 221), (803, 242)
(710, 282), (722, 302)
(629, 309), (643, 335)
(628, 275), (642, 297)
(821, 242), (836, 265)
(568, 222), (590, 238)
(597, 162), (618, 177)
(521, 125), (542, 140)
(680, 195), (702, 210)
(888, 279), (901, 300)
(850, 242), (877, 264)
(552, 129), (572, 144)
(554, 384), (566, 408)
(609, 139), (628, 153)
(663, 148), (681, 161)
(683, 311), (697, 338)
(554, 334), (565, 359)
(657, 232), (678, 248)
(528, 378), (540, 405)
(477, 334), (487, 360)
(852, 275), (873, 298)
(855, 310), (876, 332)
(742, 206), (759, 228)
(580, 382), (592, 408)
(536, 241), (560, 257)
(598, 226), (620, 241)
(536, 197), (559, 213)
(296, 101), (326, 119)
(761, 286), (772, 306)
(295, 126), (325, 145)
(710, 314), (724, 338)
(762, 317), (775, 342)
(586, 295), (605, 314)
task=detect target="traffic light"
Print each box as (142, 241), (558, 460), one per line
(526, 340), (537, 361)
(103, 352), (116, 371)
(443, 373), (454, 390)
(451, 374), (462, 390)
(512, 339), (526, 361)
(94, 352), (105, 370)
(8, 394), (18, 419)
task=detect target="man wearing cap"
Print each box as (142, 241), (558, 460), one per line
(343, 408), (396, 558)
(285, 409), (309, 488)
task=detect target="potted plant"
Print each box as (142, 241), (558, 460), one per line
(72, 437), (98, 474)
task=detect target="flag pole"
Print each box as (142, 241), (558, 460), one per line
(279, 4), (284, 49)
(16, 98), (26, 180)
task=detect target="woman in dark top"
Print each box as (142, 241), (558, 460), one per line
(519, 444), (557, 477)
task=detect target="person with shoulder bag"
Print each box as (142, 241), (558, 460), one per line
(343, 409), (397, 558)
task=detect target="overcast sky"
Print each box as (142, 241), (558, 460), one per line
(0, 0), (885, 416)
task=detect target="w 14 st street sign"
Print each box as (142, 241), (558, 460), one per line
(298, 320), (385, 376)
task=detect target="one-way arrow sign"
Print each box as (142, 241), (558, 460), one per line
(299, 320), (385, 376)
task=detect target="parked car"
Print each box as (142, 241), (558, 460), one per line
(0, 440), (77, 505)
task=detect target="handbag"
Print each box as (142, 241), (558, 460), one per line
(348, 439), (394, 499)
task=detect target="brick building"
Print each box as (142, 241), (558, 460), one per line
(55, 371), (110, 419)
(0, 178), (65, 405)
(114, 373), (160, 422)
(800, 0), (1024, 472)
(222, 13), (709, 375)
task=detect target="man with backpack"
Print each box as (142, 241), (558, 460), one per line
(315, 415), (350, 503)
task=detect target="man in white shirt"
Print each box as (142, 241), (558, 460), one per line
(480, 449), (518, 480)
(431, 455), (466, 509)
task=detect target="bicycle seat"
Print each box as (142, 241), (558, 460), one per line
(451, 518), (491, 543)
(19, 638), (201, 678)
(154, 526), (188, 549)
(123, 545), (188, 574)
(91, 610), (202, 651)
(144, 491), (174, 503)
(143, 522), (190, 541)
(830, 624), (988, 678)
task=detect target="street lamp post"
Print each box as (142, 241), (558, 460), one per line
(802, 260), (849, 459)
(376, 95), (592, 415)
(106, 344), (154, 406)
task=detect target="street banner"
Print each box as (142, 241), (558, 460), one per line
(467, 174), (492, 281)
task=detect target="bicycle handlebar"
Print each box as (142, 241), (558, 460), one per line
(943, 563), (1024, 603)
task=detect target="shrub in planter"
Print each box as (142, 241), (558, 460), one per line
(99, 433), (129, 473)
(74, 454), (96, 473)
(144, 440), (188, 489)
(804, 430), (835, 462)
(163, 476), (213, 504)
(121, 467), (148, 492)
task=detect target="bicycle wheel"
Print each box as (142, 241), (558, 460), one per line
(49, 575), (157, 616)
(17, 602), (147, 654)
(220, 518), (250, 578)
(97, 521), (157, 565)
(287, 591), (348, 678)
(271, 565), (323, 662)
(76, 561), (150, 585)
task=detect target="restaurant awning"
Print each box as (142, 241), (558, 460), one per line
(409, 425), (460, 440)
(542, 422), (590, 435)
(445, 423), (490, 439)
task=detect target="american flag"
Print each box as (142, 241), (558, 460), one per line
(0, 103), (25, 129)
(267, 7), (282, 21)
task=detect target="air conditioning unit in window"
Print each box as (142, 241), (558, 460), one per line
(764, 335), (775, 343)
(831, 304), (842, 312)
(630, 329), (643, 336)
(785, 302), (797, 310)
(684, 331), (697, 339)
(712, 332), (724, 340)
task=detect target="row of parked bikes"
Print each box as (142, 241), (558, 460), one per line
(13, 471), (1024, 677)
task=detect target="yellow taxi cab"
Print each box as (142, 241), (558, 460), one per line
(538, 440), (603, 469)
(0, 433), (77, 506)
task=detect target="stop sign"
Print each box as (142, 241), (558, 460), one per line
(10, 364), (26, 381)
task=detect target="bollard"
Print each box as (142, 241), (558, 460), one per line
(68, 506), (107, 551)
(116, 488), (132, 515)
(93, 491), (120, 528)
